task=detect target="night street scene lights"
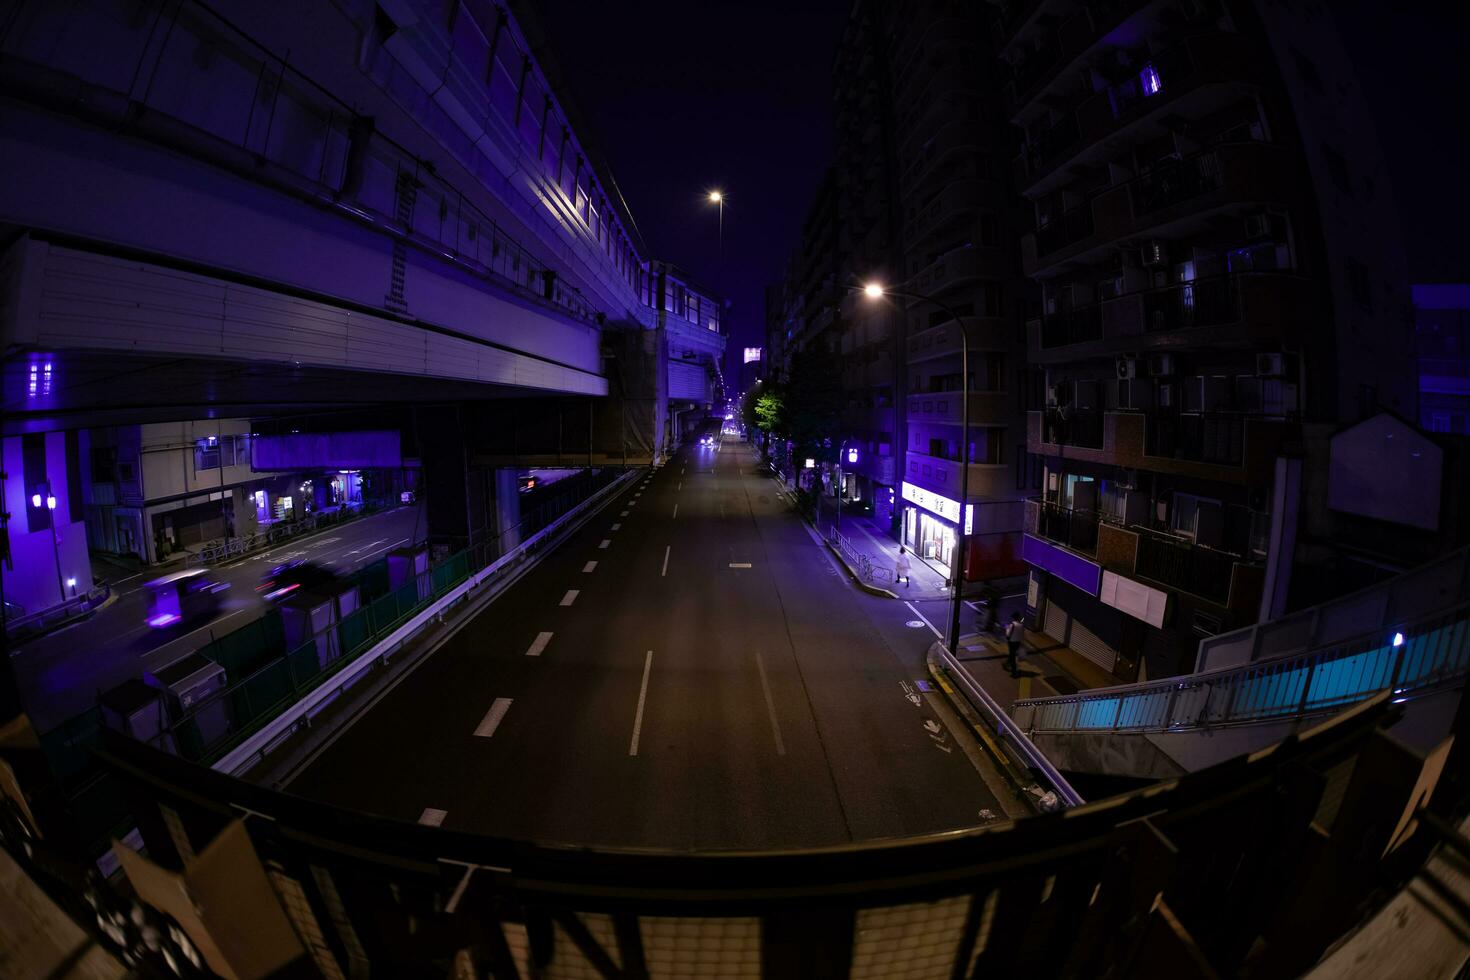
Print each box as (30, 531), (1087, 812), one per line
(860, 280), (972, 657)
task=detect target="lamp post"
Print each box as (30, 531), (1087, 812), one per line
(32, 484), (66, 606)
(708, 190), (724, 260)
(862, 282), (971, 655)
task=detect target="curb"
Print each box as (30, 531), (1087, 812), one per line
(822, 540), (900, 599)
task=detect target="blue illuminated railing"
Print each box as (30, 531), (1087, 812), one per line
(1013, 602), (1470, 735)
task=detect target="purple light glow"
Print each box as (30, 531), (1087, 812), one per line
(1140, 64), (1162, 96)
(148, 613), (181, 628)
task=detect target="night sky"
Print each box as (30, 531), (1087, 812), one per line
(531, 0), (1470, 376)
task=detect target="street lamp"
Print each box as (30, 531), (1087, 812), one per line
(861, 281), (972, 655)
(708, 190), (724, 259)
(33, 483), (66, 606)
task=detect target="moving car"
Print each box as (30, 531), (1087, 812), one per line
(145, 570), (230, 629)
(699, 433), (715, 447)
(257, 560), (337, 602)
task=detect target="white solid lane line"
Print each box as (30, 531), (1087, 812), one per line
(525, 631), (553, 657)
(583, 561), (598, 573)
(629, 650), (653, 756)
(473, 698), (513, 738)
(599, 539), (611, 549)
(662, 545), (670, 577)
(560, 589), (580, 606)
(418, 808), (448, 826)
(752, 650), (787, 755)
(904, 600), (943, 639)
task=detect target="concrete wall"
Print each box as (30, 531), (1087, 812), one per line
(1, 432), (91, 617)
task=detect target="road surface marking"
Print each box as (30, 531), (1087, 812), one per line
(752, 650), (787, 755)
(661, 546), (670, 576)
(418, 808), (448, 826)
(583, 561), (598, 573)
(611, 523), (622, 530)
(525, 631), (553, 657)
(473, 698), (513, 737)
(629, 650), (653, 756)
(904, 601), (943, 638)
(677, 481), (682, 491)
(621, 510), (630, 516)
(598, 539), (611, 549)
(729, 562), (752, 569)
(560, 589), (580, 605)
(672, 504), (679, 519)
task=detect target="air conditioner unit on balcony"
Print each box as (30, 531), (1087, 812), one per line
(1116, 357), (1139, 380)
(1256, 352), (1286, 376)
(1141, 239), (1169, 267)
(1149, 353), (1177, 376)
(1244, 213), (1272, 240)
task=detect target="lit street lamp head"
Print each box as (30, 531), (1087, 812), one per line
(863, 282), (884, 299)
(708, 191), (723, 203)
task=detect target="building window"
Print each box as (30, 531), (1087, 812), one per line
(1139, 63), (1162, 97)
(978, 281), (1003, 318)
(194, 435), (249, 472)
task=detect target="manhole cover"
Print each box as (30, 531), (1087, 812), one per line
(905, 620), (926, 629)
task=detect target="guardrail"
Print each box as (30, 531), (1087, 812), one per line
(3, 584), (111, 638)
(826, 525), (896, 585)
(208, 467), (638, 776)
(934, 643), (1084, 808)
(1014, 600), (1470, 736)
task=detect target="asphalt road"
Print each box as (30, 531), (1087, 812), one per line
(12, 506), (426, 732)
(288, 440), (999, 850)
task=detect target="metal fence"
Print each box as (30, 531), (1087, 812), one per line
(7, 689), (1448, 980)
(1014, 601), (1470, 736)
(826, 525), (895, 585)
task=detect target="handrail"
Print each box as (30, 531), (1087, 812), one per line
(936, 642), (1084, 808)
(1014, 599), (1470, 736)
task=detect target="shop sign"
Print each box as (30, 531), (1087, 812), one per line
(901, 481), (973, 534)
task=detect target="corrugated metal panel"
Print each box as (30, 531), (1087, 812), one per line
(1043, 601), (1068, 641)
(668, 360), (707, 402)
(1069, 618), (1118, 673)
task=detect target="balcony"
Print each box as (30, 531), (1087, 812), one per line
(900, 120), (983, 192)
(907, 316), (1013, 363)
(1031, 498), (1101, 555)
(906, 390), (1009, 425)
(1145, 413), (1244, 466)
(904, 452), (1013, 499)
(1028, 273), (1316, 360)
(1024, 141), (1286, 278)
(1014, 33), (1258, 196)
(1133, 527), (1238, 605)
(910, 246), (992, 296)
(904, 179), (994, 246)
(1038, 408), (1105, 449)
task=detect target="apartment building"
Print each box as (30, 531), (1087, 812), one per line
(1416, 284), (1470, 436)
(996, 0), (1415, 679)
(889, 1), (1028, 583)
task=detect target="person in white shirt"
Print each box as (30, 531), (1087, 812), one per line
(1004, 612), (1025, 677)
(895, 547), (912, 587)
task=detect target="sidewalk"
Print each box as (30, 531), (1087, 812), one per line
(842, 513), (952, 598)
(950, 624), (1120, 705)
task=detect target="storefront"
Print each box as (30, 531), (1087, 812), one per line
(900, 481), (973, 575)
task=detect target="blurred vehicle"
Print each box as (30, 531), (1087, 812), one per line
(257, 560), (337, 602)
(518, 474), (537, 493)
(700, 434), (715, 447)
(145, 570), (230, 629)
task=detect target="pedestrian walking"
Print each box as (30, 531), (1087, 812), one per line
(1004, 611), (1025, 677)
(895, 547), (912, 587)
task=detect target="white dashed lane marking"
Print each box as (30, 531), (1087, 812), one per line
(525, 632), (553, 656)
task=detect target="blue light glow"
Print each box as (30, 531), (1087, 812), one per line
(1392, 631), (1405, 648)
(1140, 64), (1162, 96)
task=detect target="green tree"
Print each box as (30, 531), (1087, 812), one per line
(783, 346), (842, 465)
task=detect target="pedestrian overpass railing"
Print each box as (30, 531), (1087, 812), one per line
(1012, 600), (1470, 736)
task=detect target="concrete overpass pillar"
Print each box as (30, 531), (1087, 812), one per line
(493, 468), (520, 556)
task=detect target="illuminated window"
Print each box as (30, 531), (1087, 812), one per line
(1139, 64), (1162, 96)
